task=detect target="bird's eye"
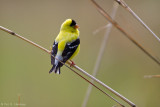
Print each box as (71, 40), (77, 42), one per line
(70, 20), (76, 26)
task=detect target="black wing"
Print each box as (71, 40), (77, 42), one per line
(62, 38), (80, 63)
(51, 41), (58, 65)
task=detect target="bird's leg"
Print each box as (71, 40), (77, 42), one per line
(70, 60), (76, 67)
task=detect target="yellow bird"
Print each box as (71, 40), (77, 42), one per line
(49, 19), (80, 74)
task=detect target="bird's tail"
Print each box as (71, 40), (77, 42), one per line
(49, 65), (61, 74)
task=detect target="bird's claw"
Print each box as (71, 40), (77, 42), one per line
(70, 60), (75, 67)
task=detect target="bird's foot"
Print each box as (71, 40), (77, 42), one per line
(70, 60), (75, 67)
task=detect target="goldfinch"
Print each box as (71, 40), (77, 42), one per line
(49, 19), (80, 74)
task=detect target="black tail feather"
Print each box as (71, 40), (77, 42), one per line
(49, 65), (61, 74)
(49, 65), (54, 74)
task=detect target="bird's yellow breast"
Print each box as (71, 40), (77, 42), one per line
(56, 30), (79, 42)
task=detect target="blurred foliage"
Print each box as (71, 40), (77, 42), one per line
(0, 0), (160, 107)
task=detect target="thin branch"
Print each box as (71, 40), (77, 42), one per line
(0, 26), (50, 54)
(65, 62), (125, 107)
(144, 75), (160, 78)
(75, 64), (136, 107)
(90, 0), (160, 65)
(89, 0), (160, 66)
(93, 24), (108, 35)
(115, 0), (160, 43)
(82, 2), (119, 107)
(0, 26), (129, 106)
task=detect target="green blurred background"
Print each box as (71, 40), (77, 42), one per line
(0, 0), (160, 107)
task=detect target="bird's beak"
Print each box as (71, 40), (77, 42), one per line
(74, 24), (79, 29)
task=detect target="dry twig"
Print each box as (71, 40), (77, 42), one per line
(115, 0), (160, 42)
(144, 75), (160, 78)
(89, 0), (160, 66)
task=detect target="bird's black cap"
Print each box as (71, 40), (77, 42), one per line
(70, 19), (76, 26)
